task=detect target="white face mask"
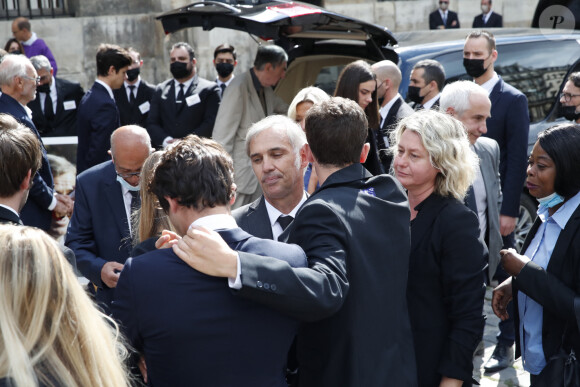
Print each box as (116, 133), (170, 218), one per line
(116, 174), (140, 192)
(481, 4), (490, 13)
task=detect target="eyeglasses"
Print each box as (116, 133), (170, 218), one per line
(560, 92), (580, 102)
(22, 75), (41, 84)
(116, 171), (141, 179)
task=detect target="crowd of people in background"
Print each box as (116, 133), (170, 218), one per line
(1, 11), (580, 387)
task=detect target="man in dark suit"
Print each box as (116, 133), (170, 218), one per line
(113, 47), (155, 128)
(172, 98), (418, 386)
(464, 30), (530, 373)
(233, 115), (308, 240)
(0, 54), (73, 231)
(66, 126), (152, 311)
(473, 0), (503, 28)
(408, 59), (445, 111)
(372, 60), (414, 172)
(559, 72), (580, 123)
(147, 42), (220, 148)
(77, 44), (132, 174)
(28, 55), (84, 137)
(429, 0), (460, 29)
(112, 135), (306, 386)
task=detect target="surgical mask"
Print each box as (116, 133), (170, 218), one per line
(36, 83), (50, 93)
(126, 67), (140, 82)
(407, 86), (423, 104)
(215, 62), (234, 78)
(463, 58), (488, 78)
(481, 5), (490, 13)
(116, 175), (140, 192)
(537, 191), (565, 212)
(439, 2), (448, 11)
(559, 105), (580, 121)
(170, 61), (192, 79)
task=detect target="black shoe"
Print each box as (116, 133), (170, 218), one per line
(483, 343), (514, 373)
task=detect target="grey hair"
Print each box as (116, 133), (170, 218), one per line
(0, 54), (31, 86)
(30, 55), (52, 72)
(287, 86), (330, 121)
(440, 80), (489, 116)
(390, 110), (478, 200)
(253, 45), (287, 71)
(245, 115), (306, 169)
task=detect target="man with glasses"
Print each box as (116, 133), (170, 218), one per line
(429, 0), (460, 29)
(66, 125), (152, 313)
(0, 54), (73, 231)
(559, 72), (580, 123)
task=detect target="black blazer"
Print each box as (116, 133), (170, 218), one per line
(513, 199), (580, 361)
(429, 9), (460, 29)
(147, 75), (221, 147)
(233, 196), (274, 240)
(113, 80), (155, 128)
(28, 77), (84, 137)
(472, 11), (503, 28)
(407, 194), (486, 386)
(379, 96), (414, 172)
(0, 206), (21, 225)
(236, 163), (418, 386)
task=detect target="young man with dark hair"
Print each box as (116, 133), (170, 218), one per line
(112, 135), (306, 386)
(172, 97), (418, 387)
(213, 43), (237, 96)
(408, 59), (445, 110)
(77, 44), (132, 174)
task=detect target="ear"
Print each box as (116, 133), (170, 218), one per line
(50, 68), (54, 77)
(303, 143), (315, 163)
(446, 106), (456, 117)
(192, 58), (197, 66)
(229, 184), (237, 206)
(108, 65), (116, 76)
(490, 49), (498, 63)
(165, 196), (180, 214)
(359, 143), (371, 163)
(20, 169), (32, 191)
(108, 150), (113, 159)
(212, 59), (217, 66)
(234, 60), (238, 66)
(299, 144), (310, 169)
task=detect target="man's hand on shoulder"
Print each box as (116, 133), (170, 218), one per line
(101, 261), (124, 288)
(155, 229), (180, 249)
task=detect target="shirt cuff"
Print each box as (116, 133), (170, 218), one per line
(162, 136), (174, 148)
(228, 253), (242, 289)
(48, 195), (57, 211)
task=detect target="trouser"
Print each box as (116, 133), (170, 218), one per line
(496, 232), (516, 346)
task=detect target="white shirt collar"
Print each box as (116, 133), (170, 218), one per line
(95, 79), (115, 100)
(22, 32), (38, 46)
(379, 93), (402, 121)
(480, 72), (500, 95)
(124, 79), (141, 89)
(191, 214), (238, 231)
(265, 192), (307, 227)
(422, 93), (441, 110)
(216, 75), (234, 87)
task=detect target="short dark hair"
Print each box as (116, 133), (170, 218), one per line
(253, 45), (287, 70)
(412, 59), (446, 92)
(305, 97), (368, 167)
(568, 72), (580, 88)
(0, 114), (41, 197)
(96, 44), (132, 77)
(214, 43), (236, 61)
(15, 18), (31, 31)
(466, 30), (496, 52)
(150, 135), (234, 212)
(537, 123), (580, 199)
(171, 42), (195, 60)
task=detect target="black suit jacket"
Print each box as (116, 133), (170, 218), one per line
(28, 77), (84, 137)
(429, 9), (460, 29)
(513, 200), (580, 361)
(147, 75), (221, 147)
(113, 80), (155, 127)
(408, 194), (486, 386)
(0, 206), (21, 225)
(472, 11), (503, 28)
(0, 93), (54, 231)
(112, 227), (306, 387)
(236, 163), (417, 386)
(76, 82), (121, 174)
(233, 196), (274, 239)
(379, 96), (414, 172)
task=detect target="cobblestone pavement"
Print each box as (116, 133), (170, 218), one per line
(473, 287), (530, 387)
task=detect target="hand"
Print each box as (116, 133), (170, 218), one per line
(138, 355), (147, 384)
(439, 376), (463, 387)
(499, 215), (517, 236)
(172, 225), (238, 278)
(155, 229), (180, 249)
(100, 261), (124, 288)
(500, 248), (530, 276)
(450, 20), (458, 27)
(492, 277), (513, 321)
(54, 193), (74, 217)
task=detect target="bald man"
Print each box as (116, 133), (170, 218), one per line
(371, 60), (414, 172)
(66, 125), (153, 311)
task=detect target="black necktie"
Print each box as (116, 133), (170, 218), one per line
(128, 85), (136, 105)
(220, 83), (226, 97)
(277, 215), (294, 231)
(177, 83), (185, 112)
(130, 190), (141, 219)
(465, 185), (478, 215)
(44, 93), (54, 121)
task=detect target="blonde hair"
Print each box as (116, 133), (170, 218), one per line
(390, 110), (478, 200)
(0, 225), (129, 387)
(287, 86), (330, 121)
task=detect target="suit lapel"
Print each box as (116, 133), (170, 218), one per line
(489, 77), (503, 108)
(382, 97), (403, 130)
(546, 205), (580, 276)
(410, 194), (448, 252)
(473, 143), (495, 208)
(245, 197), (274, 240)
(246, 74), (265, 119)
(55, 78), (65, 117)
(103, 177), (131, 244)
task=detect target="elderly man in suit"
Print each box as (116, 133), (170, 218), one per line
(213, 45), (289, 210)
(28, 55), (84, 137)
(429, 0), (460, 29)
(371, 60), (414, 172)
(463, 29), (530, 373)
(0, 54), (72, 231)
(113, 47), (155, 128)
(112, 135), (306, 386)
(473, 0), (503, 28)
(66, 125), (152, 312)
(147, 42), (220, 148)
(173, 97), (418, 387)
(77, 44), (132, 174)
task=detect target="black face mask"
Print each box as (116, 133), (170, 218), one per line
(559, 105), (580, 121)
(11, 50), (22, 55)
(170, 61), (192, 79)
(126, 67), (140, 82)
(407, 86), (423, 104)
(36, 83), (50, 93)
(463, 58), (488, 78)
(215, 62), (234, 78)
